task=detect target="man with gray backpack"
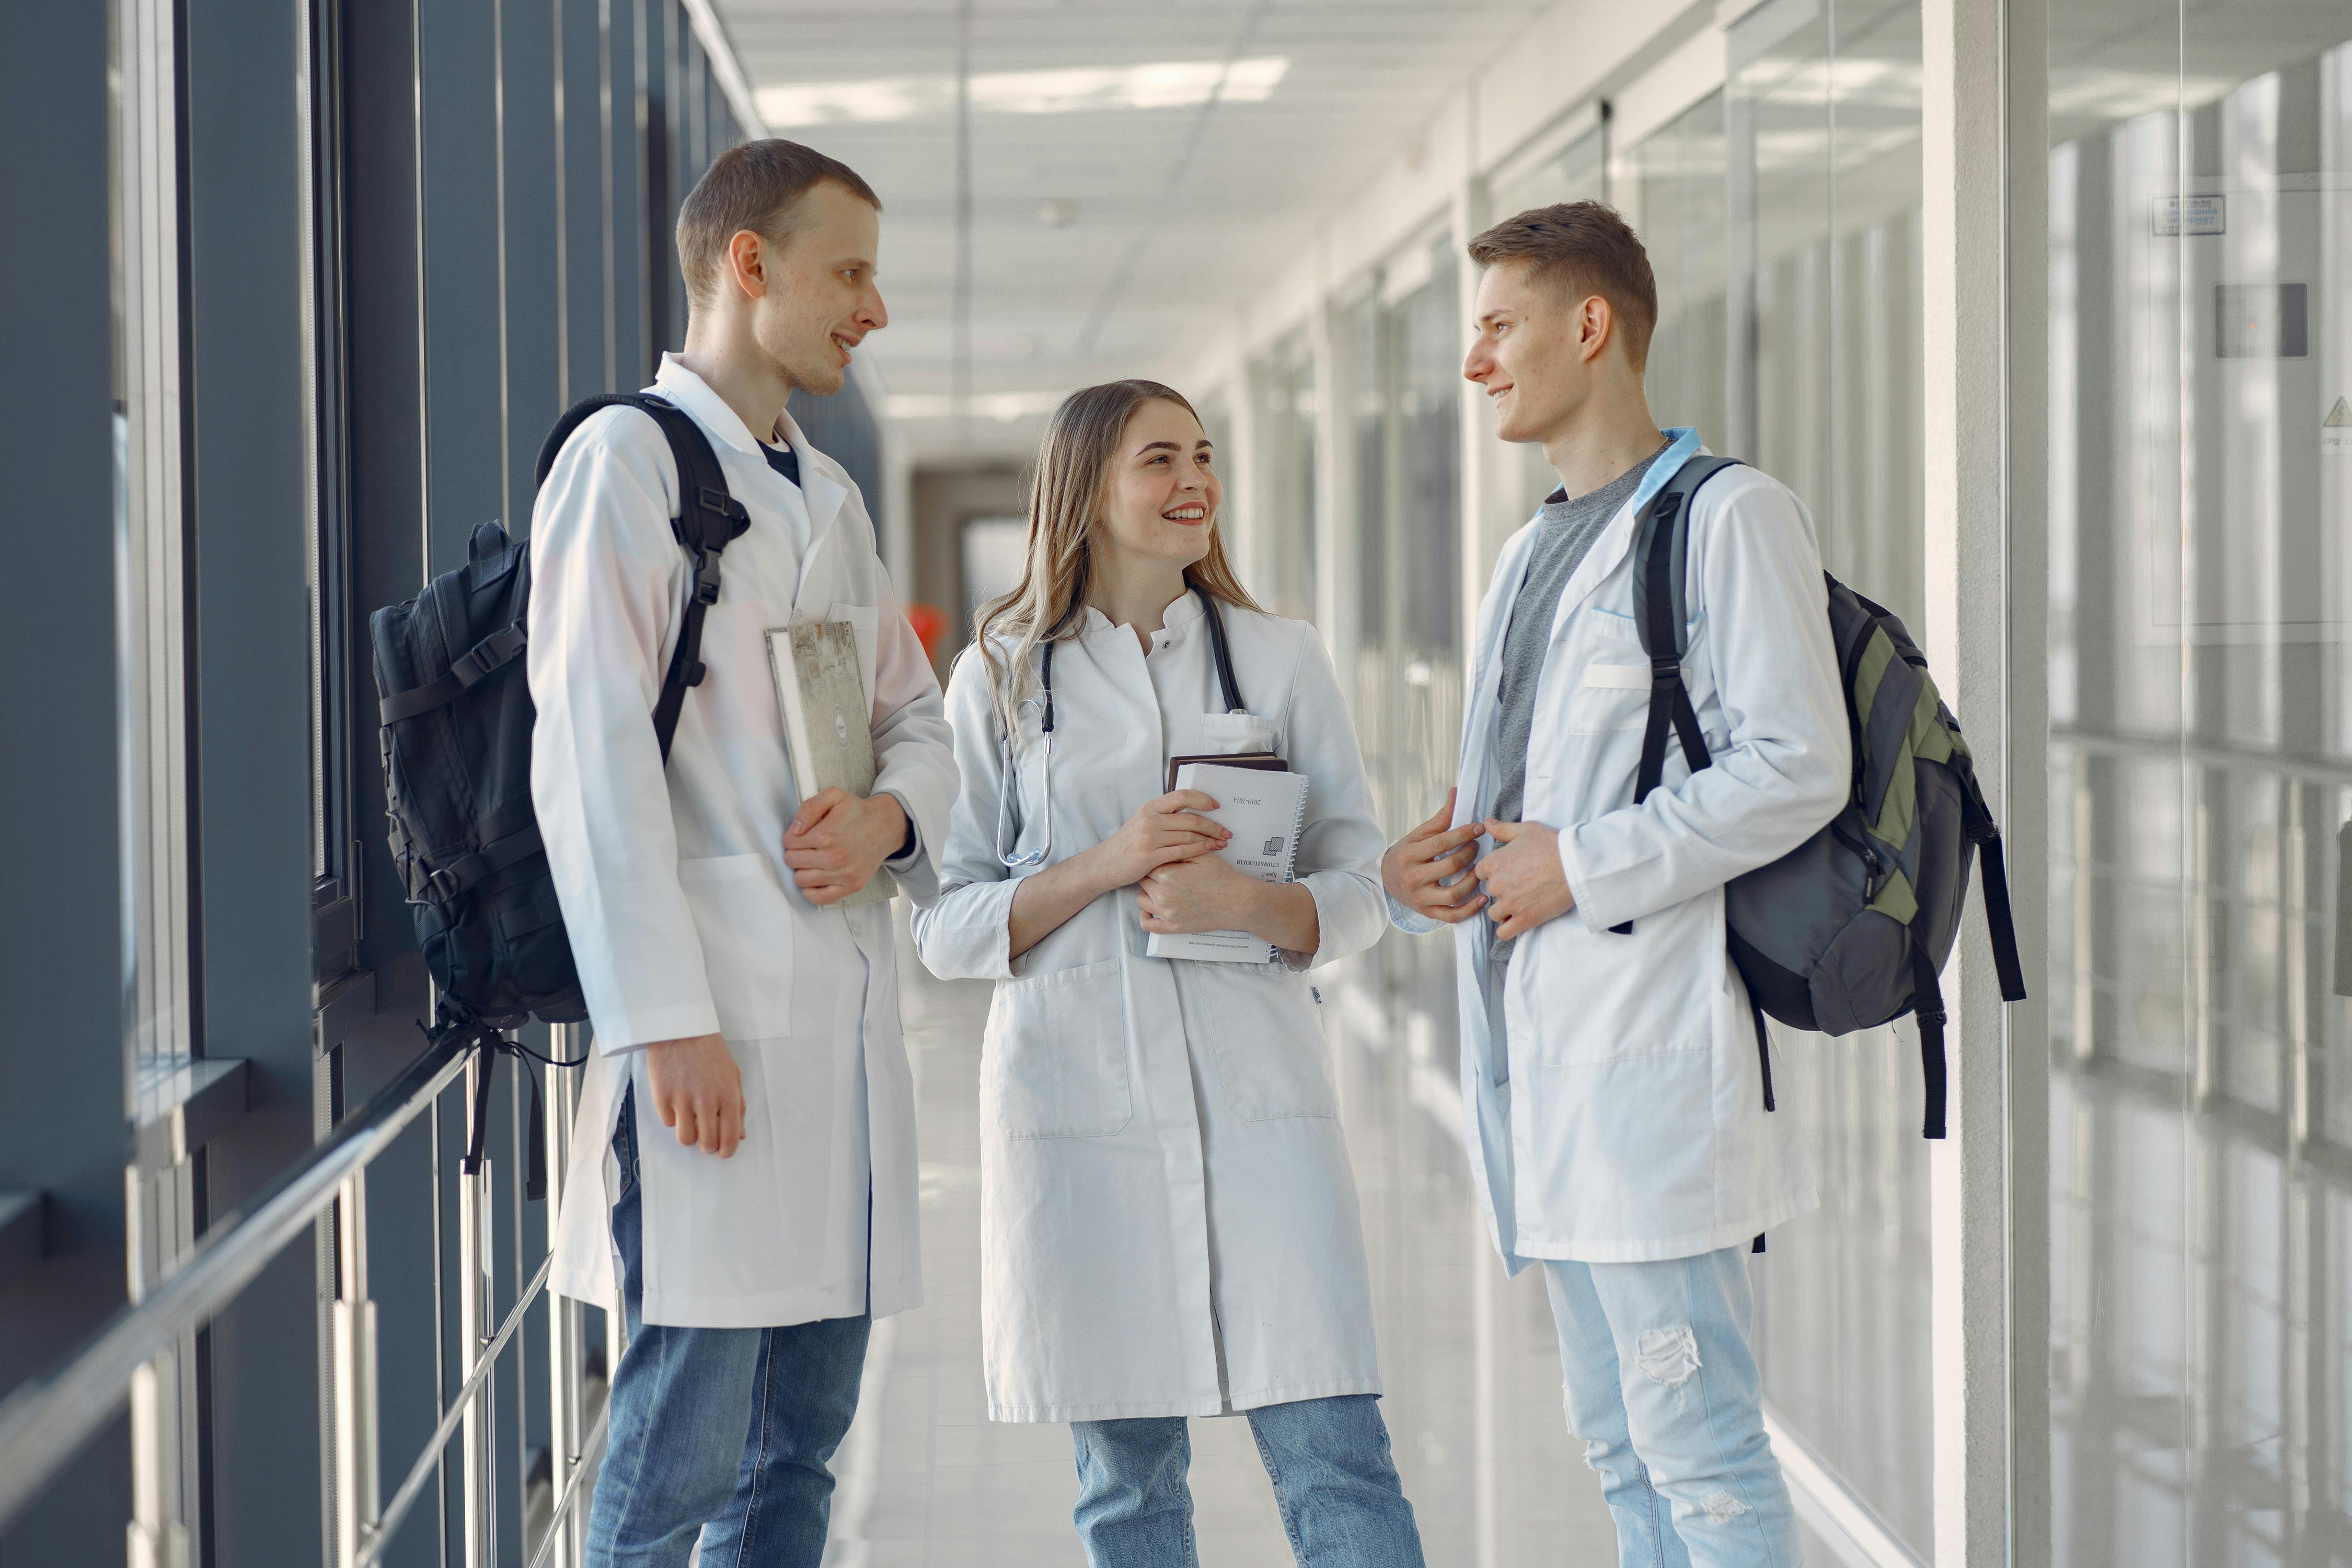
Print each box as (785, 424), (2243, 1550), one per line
(1382, 201), (2022, 1567)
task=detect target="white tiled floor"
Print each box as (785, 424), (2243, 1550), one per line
(820, 930), (1619, 1566)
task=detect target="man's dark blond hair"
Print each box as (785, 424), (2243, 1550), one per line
(1467, 201), (1659, 369)
(676, 139), (881, 310)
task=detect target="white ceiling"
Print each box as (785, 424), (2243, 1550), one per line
(713, 0), (1558, 458)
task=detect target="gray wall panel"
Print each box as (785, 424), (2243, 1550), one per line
(182, 0), (328, 1555)
(419, 0), (510, 571)
(504, 0), (566, 531)
(561, 0), (614, 402)
(0, 1), (132, 1559)
(610, 0), (645, 386)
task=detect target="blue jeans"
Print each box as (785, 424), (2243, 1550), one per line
(1543, 1248), (1800, 1568)
(585, 1086), (872, 1567)
(1070, 1395), (1425, 1567)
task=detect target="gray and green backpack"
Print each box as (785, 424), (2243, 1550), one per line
(1618, 456), (2027, 1139)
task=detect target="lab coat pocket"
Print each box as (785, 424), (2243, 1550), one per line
(676, 854), (797, 1041)
(1525, 1051), (1717, 1237)
(1192, 966), (1336, 1121)
(1562, 658), (1656, 738)
(986, 956), (1133, 1138)
(1196, 711), (1278, 755)
(1519, 885), (1721, 1066)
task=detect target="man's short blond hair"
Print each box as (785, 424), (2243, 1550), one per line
(1468, 201), (1659, 368)
(676, 139), (881, 310)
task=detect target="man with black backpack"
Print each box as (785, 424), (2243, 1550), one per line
(1380, 203), (1849, 1566)
(531, 141), (956, 1566)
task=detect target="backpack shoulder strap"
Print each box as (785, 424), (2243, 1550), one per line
(1628, 455), (1744, 801)
(1955, 773), (2031, 1004)
(1611, 455), (1743, 935)
(536, 392), (648, 490)
(535, 392), (752, 760)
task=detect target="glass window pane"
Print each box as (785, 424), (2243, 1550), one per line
(2048, 4), (2352, 1562)
(1625, 93), (1727, 444)
(113, 0), (193, 1092)
(1247, 329), (1319, 624)
(1723, 1), (1934, 1553)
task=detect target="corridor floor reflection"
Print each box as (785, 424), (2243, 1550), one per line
(818, 927), (1617, 1566)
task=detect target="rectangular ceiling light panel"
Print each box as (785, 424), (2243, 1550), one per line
(757, 56), (1289, 126)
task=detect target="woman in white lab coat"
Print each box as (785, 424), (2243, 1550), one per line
(911, 381), (1426, 1567)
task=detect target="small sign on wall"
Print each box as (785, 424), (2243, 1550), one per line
(2152, 193), (2227, 236)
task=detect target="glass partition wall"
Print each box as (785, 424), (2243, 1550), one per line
(1246, 329), (1319, 624)
(2047, 7), (2352, 1563)
(1361, 238), (1467, 1055)
(1717, 0), (1940, 1558)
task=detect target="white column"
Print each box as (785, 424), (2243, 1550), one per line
(2000, 0), (2053, 1560)
(1921, 0), (2049, 1563)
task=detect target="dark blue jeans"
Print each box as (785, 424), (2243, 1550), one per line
(584, 1086), (872, 1567)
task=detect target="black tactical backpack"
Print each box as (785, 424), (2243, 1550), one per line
(367, 393), (750, 1187)
(1616, 456), (2027, 1139)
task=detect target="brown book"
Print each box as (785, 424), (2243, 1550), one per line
(1164, 750), (1285, 792)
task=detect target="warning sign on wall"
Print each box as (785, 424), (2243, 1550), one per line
(2327, 396), (2351, 455)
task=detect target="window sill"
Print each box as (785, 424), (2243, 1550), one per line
(129, 1057), (251, 1171)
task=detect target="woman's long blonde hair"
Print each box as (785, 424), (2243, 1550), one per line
(975, 379), (1261, 730)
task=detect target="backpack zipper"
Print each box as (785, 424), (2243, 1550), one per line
(1831, 820), (1884, 901)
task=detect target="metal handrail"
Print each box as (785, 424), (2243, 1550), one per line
(0, 1033), (469, 1530)
(353, 1250), (554, 1568)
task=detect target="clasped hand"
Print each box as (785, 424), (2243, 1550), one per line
(1085, 789), (1263, 936)
(1381, 788), (1576, 940)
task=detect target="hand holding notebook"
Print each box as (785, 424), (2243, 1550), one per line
(767, 620), (897, 910)
(1143, 762), (1311, 963)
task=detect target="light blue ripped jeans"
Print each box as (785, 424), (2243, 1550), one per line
(1542, 1248), (1801, 1568)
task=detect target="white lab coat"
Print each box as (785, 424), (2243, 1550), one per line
(911, 595), (1389, 1422)
(1407, 428), (1847, 1266)
(536, 356), (958, 1328)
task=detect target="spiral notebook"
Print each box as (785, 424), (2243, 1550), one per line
(1144, 761), (1311, 964)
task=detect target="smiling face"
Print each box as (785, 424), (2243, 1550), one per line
(745, 180), (887, 396)
(1094, 398), (1221, 571)
(1461, 257), (1625, 446)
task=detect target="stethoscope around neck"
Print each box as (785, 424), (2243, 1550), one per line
(995, 583), (1248, 869)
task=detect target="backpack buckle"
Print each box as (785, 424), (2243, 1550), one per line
(691, 549), (723, 605)
(421, 848), (491, 904)
(452, 625), (526, 686)
(1650, 654), (1684, 682)
(697, 486), (747, 522)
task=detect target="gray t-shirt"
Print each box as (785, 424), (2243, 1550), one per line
(1488, 441), (1668, 959)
